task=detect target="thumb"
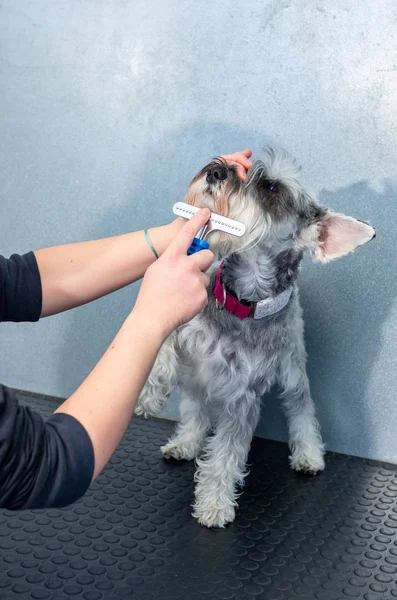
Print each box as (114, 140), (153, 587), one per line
(168, 208), (211, 255)
(189, 248), (214, 273)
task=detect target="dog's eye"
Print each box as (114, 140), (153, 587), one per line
(267, 182), (278, 193)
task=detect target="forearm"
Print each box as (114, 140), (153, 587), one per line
(54, 310), (165, 479)
(53, 207), (214, 483)
(35, 219), (183, 317)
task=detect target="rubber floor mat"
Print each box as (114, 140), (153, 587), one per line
(1, 389), (397, 600)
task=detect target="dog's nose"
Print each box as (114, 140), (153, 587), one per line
(206, 165), (228, 185)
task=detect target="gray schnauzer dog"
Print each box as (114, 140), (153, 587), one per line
(136, 148), (375, 528)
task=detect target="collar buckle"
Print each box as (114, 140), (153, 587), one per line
(215, 282), (227, 310)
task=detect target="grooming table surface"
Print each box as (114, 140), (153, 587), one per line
(1, 391), (397, 600)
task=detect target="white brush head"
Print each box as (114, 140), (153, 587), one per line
(173, 202), (246, 238)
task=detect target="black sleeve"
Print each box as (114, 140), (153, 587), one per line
(0, 385), (95, 510)
(0, 252), (42, 322)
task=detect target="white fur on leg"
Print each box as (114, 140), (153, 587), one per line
(286, 393), (325, 473)
(161, 393), (210, 461)
(161, 438), (199, 461)
(193, 498), (236, 529)
(193, 453), (238, 529)
(284, 389), (325, 475)
(289, 447), (325, 473)
(278, 320), (325, 475)
(135, 332), (178, 418)
(192, 397), (260, 528)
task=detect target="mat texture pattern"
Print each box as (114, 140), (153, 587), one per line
(1, 390), (397, 599)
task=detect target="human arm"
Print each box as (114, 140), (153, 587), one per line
(53, 208), (214, 479)
(0, 209), (214, 509)
(34, 218), (184, 317)
(34, 149), (252, 318)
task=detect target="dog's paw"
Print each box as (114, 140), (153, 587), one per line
(290, 453), (325, 475)
(135, 389), (162, 418)
(134, 401), (158, 418)
(161, 440), (198, 461)
(134, 403), (149, 418)
(192, 503), (236, 528)
(134, 401), (160, 418)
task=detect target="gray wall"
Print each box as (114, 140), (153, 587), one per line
(1, 0), (396, 462)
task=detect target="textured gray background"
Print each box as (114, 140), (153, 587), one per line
(0, 0), (396, 461)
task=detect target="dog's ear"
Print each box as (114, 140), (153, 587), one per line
(302, 212), (376, 263)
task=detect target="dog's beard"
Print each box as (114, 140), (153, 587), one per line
(185, 178), (229, 215)
(185, 176), (269, 256)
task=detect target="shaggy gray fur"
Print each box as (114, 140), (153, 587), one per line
(136, 148), (375, 528)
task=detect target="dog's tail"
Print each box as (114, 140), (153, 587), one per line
(135, 331), (178, 418)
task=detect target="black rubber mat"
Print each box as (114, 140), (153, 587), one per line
(1, 391), (397, 600)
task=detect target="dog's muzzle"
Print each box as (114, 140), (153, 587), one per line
(206, 166), (228, 185)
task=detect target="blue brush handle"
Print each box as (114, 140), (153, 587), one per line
(187, 238), (210, 255)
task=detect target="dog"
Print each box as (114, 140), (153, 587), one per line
(136, 148), (375, 528)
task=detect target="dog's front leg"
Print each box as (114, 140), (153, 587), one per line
(135, 332), (178, 418)
(193, 395), (260, 528)
(161, 391), (210, 461)
(278, 346), (325, 475)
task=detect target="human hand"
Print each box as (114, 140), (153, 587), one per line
(133, 208), (214, 340)
(154, 150), (253, 256)
(220, 148), (253, 181)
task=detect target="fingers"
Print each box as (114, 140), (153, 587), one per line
(235, 163), (249, 182)
(221, 149), (253, 182)
(169, 208), (211, 254)
(231, 150), (253, 169)
(223, 149), (252, 164)
(190, 248), (214, 273)
(223, 148), (252, 163)
(198, 270), (210, 288)
(237, 155), (253, 170)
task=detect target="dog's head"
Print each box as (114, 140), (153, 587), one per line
(186, 147), (375, 262)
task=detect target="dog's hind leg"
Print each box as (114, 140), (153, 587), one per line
(277, 333), (325, 475)
(161, 391), (210, 461)
(135, 332), (178, 418)
(192, 393), (261, 528)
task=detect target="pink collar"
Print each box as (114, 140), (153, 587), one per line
(214, 264), (293, 320)
(214, 265), (252, 318)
